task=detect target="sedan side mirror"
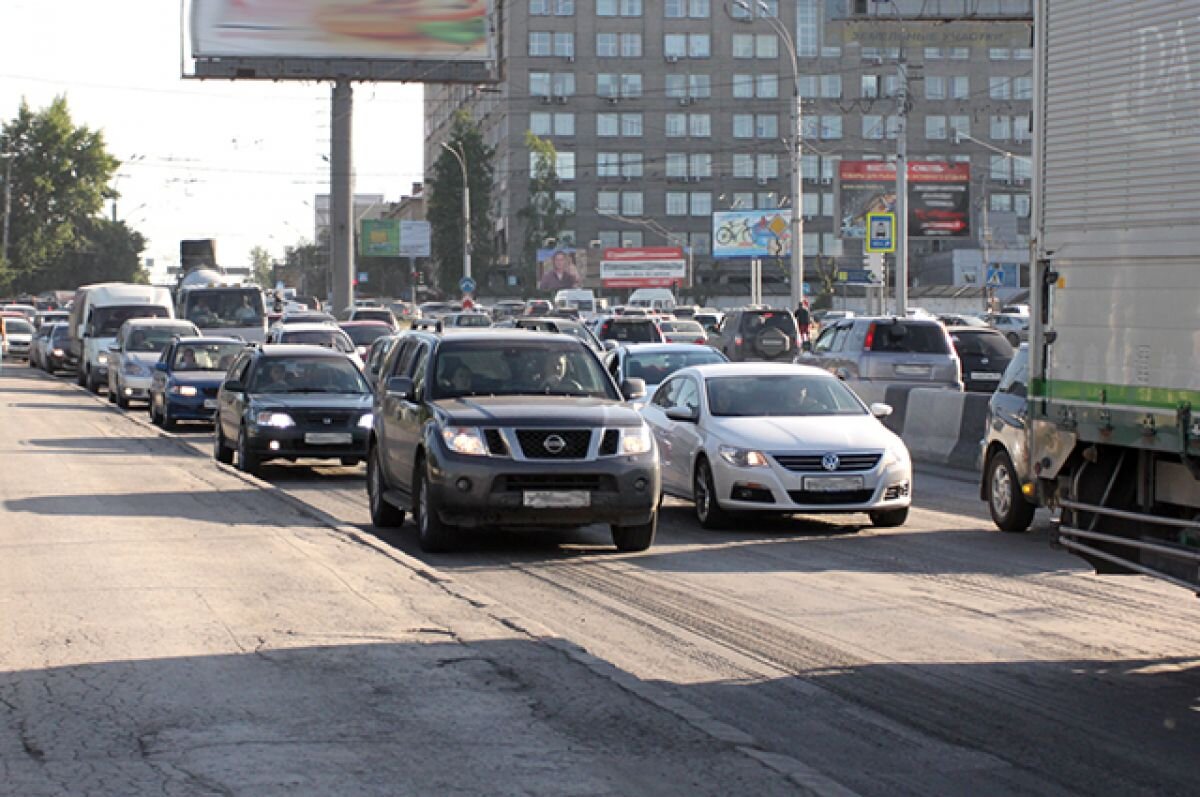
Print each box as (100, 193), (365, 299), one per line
(155, 361), (168, 372)
(386, 375), (415, 401)
(621, 377), (646, 401)
(870, 402), (893, 419)
(665, 405), (699, 423)
(222, 379), (245, 394)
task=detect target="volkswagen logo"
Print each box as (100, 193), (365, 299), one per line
(821, 453), (840, 472)
(543, 434), (567, 455)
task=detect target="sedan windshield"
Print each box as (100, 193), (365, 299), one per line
(173, 342), (245, 372)
(128, 325), (198, 353)
(250, 357), (369, 394)
(432, 341), (617, 400)
(281, 329), (354, 354)
(706, 375), (866, 417)
(343, 325), (390, 346)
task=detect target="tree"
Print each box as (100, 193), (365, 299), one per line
(277, 238), (329, 300)
(249, 245), (274, 288)
(427, 111), (495, 296)
(0, 96), (122, 293)
(517, 131), (573, 289)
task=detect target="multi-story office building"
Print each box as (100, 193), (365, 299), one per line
(424, 0), (1033, 298)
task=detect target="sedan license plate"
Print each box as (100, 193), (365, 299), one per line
(523, 490), (590, 509)
(203, 399), (218, 409)
(894, 364), (931, 377)
(305, 432), (352, 445)
(802, 476), (864, 492)
(970, 372), (1001, 381)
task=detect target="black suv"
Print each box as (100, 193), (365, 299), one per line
(366, 330), (660, 553)
(213, 344), (373, 475)
(711, 308), (800, 362)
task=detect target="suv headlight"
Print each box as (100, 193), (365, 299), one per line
(620, 425), (654, 455)
(719, 445), (768, 468)
(255, 411), (295, 428)
(357, 412), (373, 429)
(442, 426), (486, 456)
(97, 352), (109, 365)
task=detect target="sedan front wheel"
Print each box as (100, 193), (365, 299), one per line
(694, 458), (731, 530)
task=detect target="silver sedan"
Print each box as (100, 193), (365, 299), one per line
(640, 363), (912, 529)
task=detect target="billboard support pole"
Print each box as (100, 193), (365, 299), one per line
(330, 77), (354, 315)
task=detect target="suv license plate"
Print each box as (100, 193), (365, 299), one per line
(523, 490), (590, 508)
(305, 432), (352, 445)
(203, 399), (218, 409)
(970, 372), (1001, 381)
(803, 476), (864, 492)
(894, 364), (931, 377)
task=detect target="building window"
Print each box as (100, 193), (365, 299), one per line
(756, 34), (778, 58)
(820, 74), (842, 98)
(924, 47), (943, 60)
(757, 74), (779, 99)
(598, 152), (620, 178)
(991, 115), (1012, 140)
(821, 115), (842, 139)
(925, 76), (945, 100)
(798, 75), (818, 98)
(530, 0), (550, 15)
(733, 74), (754, 99)
(555, 0), (575, 14)
(621, 113), (643, 137)
(862, 114), (883, 140)
(621, 74), (643, 98)
(822, 233), (843, 256)
(1012, 157), (1031, 182)
(797, 0), (818, 57)
(622, 192), (643, 216)
(949, 46), (970, 60)
(949, 115), (970, 139)
(861, 74), (878, 99)
(757, 154), (779, 179)
(664, 34), (687, 59)
(597, 74), (619, 98)
(620, 0), (643, 15)
(529, 72), (551, 97)
(989, 76), (1011, 100)
(990, 47), (1011, 60)
(598, 230), (621, 248)
(597, 0), (618, 15)
(690, 192), (712, 216)
(597, 113), (619, 137)
(529, 32), (551, 56)
(596, 33), (618, 57)
(990, 155), (1011, 182)
(621, 33), (642, 57)
(733, 115), (753, 139)
(1013, 114), (1031, 142)
(1014, 194), (1031, 217)
(689, 34), (711, 58)
(733, 153), (754, 178)
(666, 153), (687, 178)
(1014, 48), (1033, 61)
(802, 193), (819, 216)
(1014, 76), (1033, 101)
(665, 74), (687, 99)
(689, 113), (712, 137)
(732, 34), (754, 59)
(689, 231), (711, 253)
(555, 191), (576, 213)
(926, 115), (948, 140)
(597, 191), (620, 213)
(690, 153), (712, 178)
(689, 74), (712, 98)
(530, 112), (552, 136)
(553, 113), (574, 136)
(622, 231), (644, 247)
(666, 192), (688, 216)
(666, 113), (687, 137)
(990, 193), (1013, 212)
(621, 152), (643, 178)
(885, 115), (900, 139)
(822, 193), (835, 216)
(553, 32), (574, 57)
(553, 73), (575, 95)
(951, 76), (970, 100)
(756, 114), (778, 138)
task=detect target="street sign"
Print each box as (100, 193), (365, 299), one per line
(459, 276), (477, 295)
(865, 212), (896, 253)
(986, 265), (1003, 287)
(837, 268), (879, 283)
(357, 272), (368, 284)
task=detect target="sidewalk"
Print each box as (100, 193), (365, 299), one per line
(0, 367), (804, 796)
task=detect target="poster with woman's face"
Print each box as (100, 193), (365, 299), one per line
(536, 248), (581, 292)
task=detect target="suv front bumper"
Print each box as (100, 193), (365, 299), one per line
(428, 446), (660, 529)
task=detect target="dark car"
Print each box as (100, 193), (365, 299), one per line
(508, 316), (604, 353)
(363, 334), (401, 389)
(947, 326), (1014, 393)
(595, 316), (664, 345)
(366, 330), (660, 553)
(340, 320), (394, 360)
(710, 308), (800, 362)
(213, 344), (373, 475)
(32, 321), (71, 373)
(149, 337), (247, 429)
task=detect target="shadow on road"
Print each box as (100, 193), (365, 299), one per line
(21, 436), (186, 457)
(7, 402), (114, 413)
(4, 488), (330, 525)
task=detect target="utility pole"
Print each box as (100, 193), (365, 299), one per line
(894, 57), (909, 316)
(441, 142), (471, 283)
(330, 77), (355, 314)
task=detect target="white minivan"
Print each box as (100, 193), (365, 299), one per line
(69, 283), (175, 393)
(627, 288), (676, 313)
(553, 289), (598, 318)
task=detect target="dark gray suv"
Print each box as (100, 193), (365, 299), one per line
(366, 330), (660, 553)
(797, 317), (963, 391)
(710, 308), (800, 362)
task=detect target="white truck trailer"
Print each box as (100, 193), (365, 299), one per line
(1028, 1), (1200, 593)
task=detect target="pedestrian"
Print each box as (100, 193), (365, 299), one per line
(795, 300), (812, 348)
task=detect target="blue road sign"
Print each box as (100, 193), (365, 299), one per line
(459, 276), (477, 294)
(865, 212), (896, 254)
(986, 265), (1003, 287)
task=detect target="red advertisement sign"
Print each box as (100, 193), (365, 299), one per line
(838, 161), (971, 238)
(600, 247), (687, 288)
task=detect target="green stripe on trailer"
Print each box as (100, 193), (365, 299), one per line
(1031, 379), (1200, 412)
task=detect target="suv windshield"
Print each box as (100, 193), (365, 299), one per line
(599, 319), (661, 343)
(250, 356), (369, 394)
(707, 375), (866, 417)
(869, 321), (950, 354)
(432, 340), (617, 400)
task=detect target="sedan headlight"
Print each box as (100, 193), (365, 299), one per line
(719, 445), (769, 468)
(442, 426), (487, 456)
(170, 385), (199, 397)
(97, 352), (109, 365)
(52, 348), (64, 357)
(255, 411), (295, 428)
(357, 412), (374, 429)
(620, 425), (654, 455)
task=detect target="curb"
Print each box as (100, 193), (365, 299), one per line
(37, 368), (857, 797)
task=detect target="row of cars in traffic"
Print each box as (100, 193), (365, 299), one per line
(19, 299), (917, 555)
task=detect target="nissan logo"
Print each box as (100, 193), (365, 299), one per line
(323, 417), (333, 425)
(543, 435), (567, 455)
(821, 453), (840, 472)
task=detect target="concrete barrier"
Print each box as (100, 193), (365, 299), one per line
(901, 388), (990, 471)
(847, 382), (922, 435)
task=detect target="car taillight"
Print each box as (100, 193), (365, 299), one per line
(863, 322), (876, 351)
(695, 338), (707, 345)
(734, 336), (743, 346)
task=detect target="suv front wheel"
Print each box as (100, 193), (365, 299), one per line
(367, 444), (405, 528)
(611, 513), (656, 552)
(413, 457), (456, 552)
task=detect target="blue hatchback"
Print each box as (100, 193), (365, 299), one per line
(148, 337), (247, 429)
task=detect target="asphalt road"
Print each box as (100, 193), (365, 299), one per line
(5, 365), (1200, 796)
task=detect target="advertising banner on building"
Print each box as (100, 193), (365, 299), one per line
(711, 210), (793, 259)
(191, 0), (493, 61)
(398, 220), (431, 258)
(838, 161), (971, 239)
(599, 247), (687, 289)
(536, 248), (583, 292)
(360, 220), (400, 257)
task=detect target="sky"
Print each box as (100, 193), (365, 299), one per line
(0, 0), (427, 283)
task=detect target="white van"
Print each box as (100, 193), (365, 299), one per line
(553, 288), (598, 318)
(627, 288), (676, 313)
(69, 283), (175, 393)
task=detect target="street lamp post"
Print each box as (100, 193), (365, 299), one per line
(732, 0), (804, 309)
(441, 141), (472, 284)
(1, 153), (13, 272)
(874, 0), (910, 315)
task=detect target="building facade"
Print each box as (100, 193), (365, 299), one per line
(424, 0), (1033, 300)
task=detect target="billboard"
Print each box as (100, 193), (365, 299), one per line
(839, 161), (971, 239)
(711, 210), (793, 259)
(599, 248), (687, 289)
(191, 0), (493, 61)
(398, 221), (431, 258)
(536, 248), (582, 292)
(360, 220), (399, 257)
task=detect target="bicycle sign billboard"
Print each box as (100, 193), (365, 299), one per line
(711, 210), (792, 260)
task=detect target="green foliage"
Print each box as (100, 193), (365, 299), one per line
(278, 238), (328, 299)
(249, 245), (274, 288)
(517, 131), (573, 288)
(0, 96), (128, 293)
(427, 111), (495, 295)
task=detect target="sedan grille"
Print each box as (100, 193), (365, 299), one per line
(773, 453), (881, 472)
(290, 409), (357, 430)
(515, 429), (592, 460)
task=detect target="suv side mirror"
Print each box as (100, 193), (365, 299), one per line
(222, 379), (245, 393)
(870, 402), (893, 419)
(621, 378), (647, 401)
(386, 375), (415, 401)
